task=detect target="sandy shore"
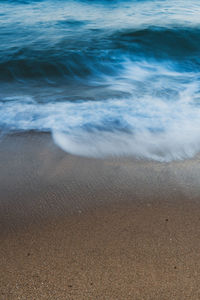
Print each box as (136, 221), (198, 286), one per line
(1, 133), (200, 299)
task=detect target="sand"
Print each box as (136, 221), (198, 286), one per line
(1, 133), (200, 299)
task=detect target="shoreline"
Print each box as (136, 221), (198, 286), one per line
(1, 132), (200, 299)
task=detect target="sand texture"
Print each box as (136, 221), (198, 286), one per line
(1, 133), (200, 299)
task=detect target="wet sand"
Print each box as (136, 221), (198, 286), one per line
(1, 133), (200, 299)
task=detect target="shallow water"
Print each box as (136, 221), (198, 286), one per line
(1, 0), (200, 161)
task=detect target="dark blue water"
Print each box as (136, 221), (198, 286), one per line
(1, 0), (200, 161)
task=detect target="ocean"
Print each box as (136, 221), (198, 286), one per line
(0, 0), (200, 161)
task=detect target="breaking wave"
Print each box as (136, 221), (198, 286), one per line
(1, 0), (200, 161)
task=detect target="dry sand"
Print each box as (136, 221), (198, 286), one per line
(1, 133), (200, 299)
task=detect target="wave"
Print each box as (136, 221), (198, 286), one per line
(114, 27), (200, 66)
(1, 0), (200, 161)
(1, 25), (200, 83)
(1, 61), (200, 161)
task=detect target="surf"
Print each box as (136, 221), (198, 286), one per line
(1, 0), (200, 161)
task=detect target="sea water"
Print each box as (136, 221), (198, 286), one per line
(1, 0), (200, 161)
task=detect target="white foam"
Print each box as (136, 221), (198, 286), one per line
(1, 61), (200, 161)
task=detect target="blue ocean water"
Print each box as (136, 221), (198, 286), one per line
(1, 0), (200, 161)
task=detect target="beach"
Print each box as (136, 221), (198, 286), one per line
(1, 0), (200, 299)
(1, 133), (200, 299)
